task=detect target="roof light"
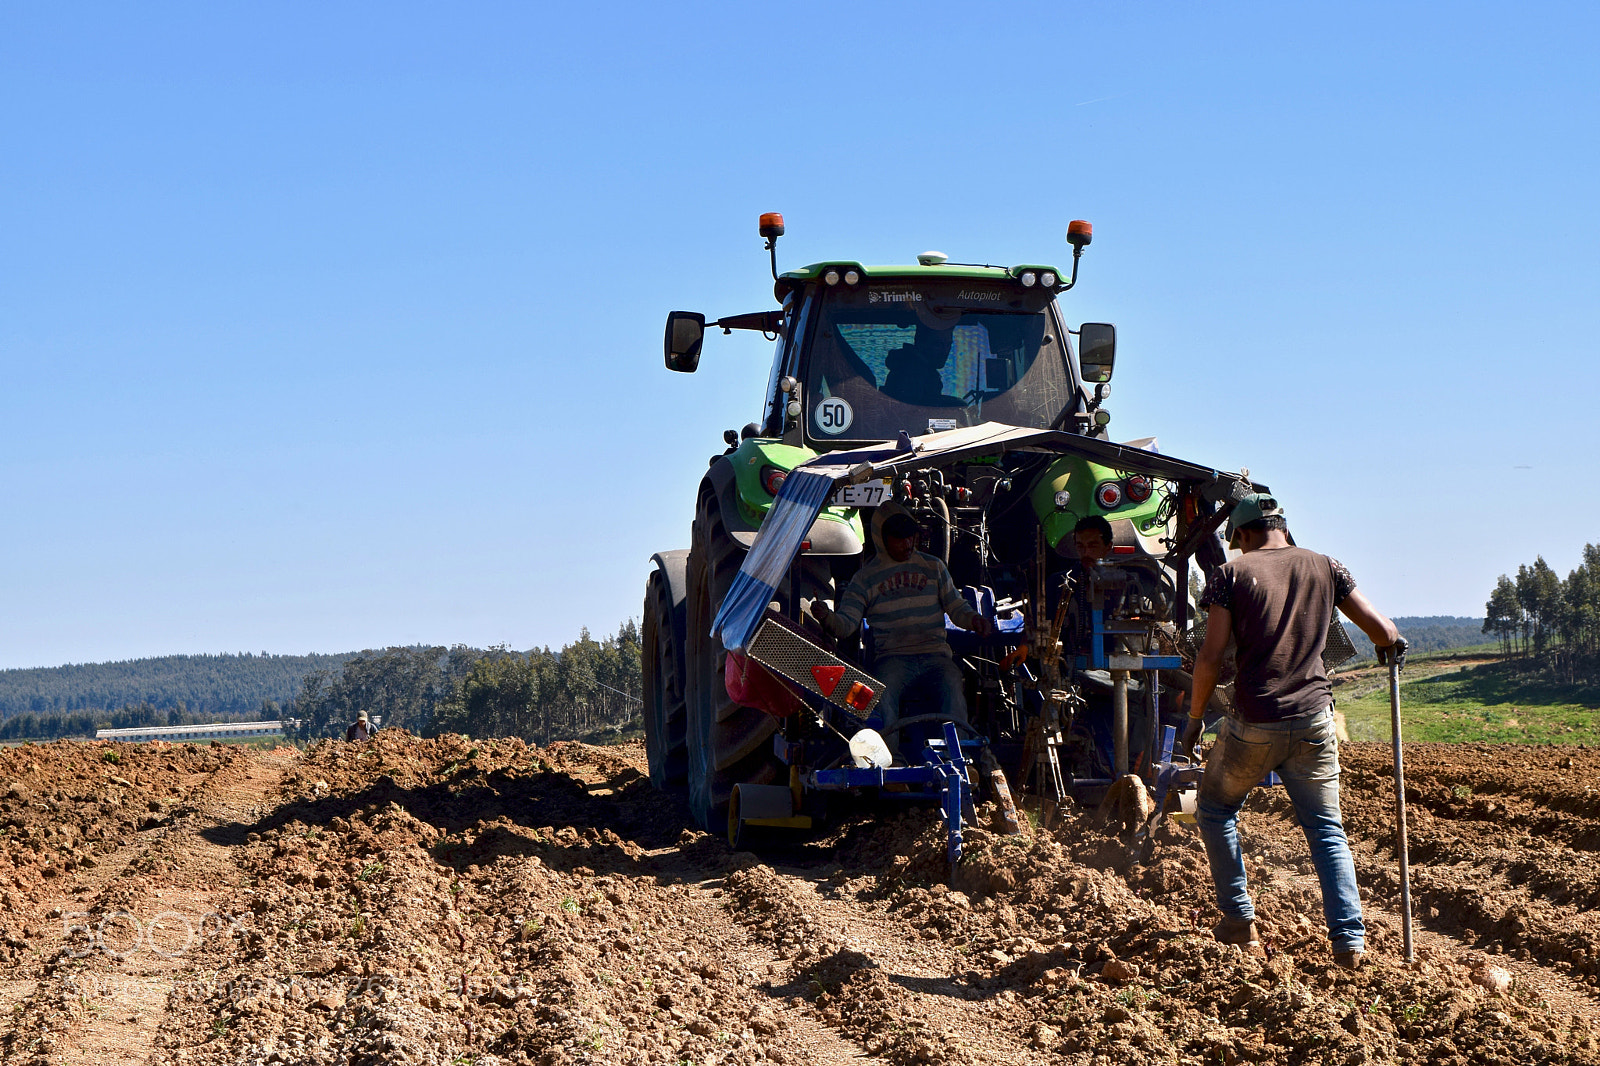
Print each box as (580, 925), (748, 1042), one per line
(1067, 220), (1093, 249)
(759, 213), (785, 239)
(1020, 271), (1037, 287)
(917, 251), (948, 266)
(843, 269), (860, 285)
(1094, 409), (1111, 427)
(1125, 476), (1152, 503)
(1095, 481), (1123, 509)
(823, 269), (841, 286)
(1041, 272), (1057, 288)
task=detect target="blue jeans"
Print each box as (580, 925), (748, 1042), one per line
(1196, 708), (1365, 954)
(873, 654), (968, 757)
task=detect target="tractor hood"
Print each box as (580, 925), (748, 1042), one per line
(711, 422), (1266, 652)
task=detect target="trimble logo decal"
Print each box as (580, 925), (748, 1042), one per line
(868, 291), (923, 304)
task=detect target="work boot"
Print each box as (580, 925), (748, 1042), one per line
(1213, 917), (1260, 948)
(1333, 950), (1367, 970)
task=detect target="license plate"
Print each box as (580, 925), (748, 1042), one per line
(830, 479), (892, 507)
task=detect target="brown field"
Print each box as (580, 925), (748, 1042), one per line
(2, 732), (1597, 1064)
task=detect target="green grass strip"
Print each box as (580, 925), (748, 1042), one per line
(1336, 652), (1600, 745)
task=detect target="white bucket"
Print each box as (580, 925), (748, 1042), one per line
(848, 728), (892, 769)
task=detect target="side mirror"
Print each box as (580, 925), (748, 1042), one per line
(664, 311), (706, 373)
(1078, 322), (1116, 383)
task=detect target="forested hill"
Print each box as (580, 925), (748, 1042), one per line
(0, 652), (356, 720)
(1343, 616), (1489, 660)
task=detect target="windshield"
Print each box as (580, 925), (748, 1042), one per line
(804, 280), (1077, 443)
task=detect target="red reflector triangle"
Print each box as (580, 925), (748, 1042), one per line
(810, 664), (846, 696)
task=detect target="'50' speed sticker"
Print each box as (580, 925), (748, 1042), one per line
(814, 397), (854, 435)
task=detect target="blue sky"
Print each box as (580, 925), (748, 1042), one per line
(3, 2), (1597, 669)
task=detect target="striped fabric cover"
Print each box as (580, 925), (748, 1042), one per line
(711, 468), (839, 652)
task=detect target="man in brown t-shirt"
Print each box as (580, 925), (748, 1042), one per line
(1182, 493), (1404, 969)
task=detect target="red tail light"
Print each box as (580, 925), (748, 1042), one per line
(845, 682), (874, 710)
(760, 465), (788, 496)
(1113, 545), (1136, 555)
(1125, 475), (1152, 503)
(1095, 481), (1123, 509)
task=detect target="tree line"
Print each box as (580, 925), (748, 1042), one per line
(289, 623), (642, 743)
(0, 624), (642, 745)
(0, 699), (282, 743)
(1483, 544), (1600, 682)
(0, 652), (354, 721)
(1340, 616), (1489, 661)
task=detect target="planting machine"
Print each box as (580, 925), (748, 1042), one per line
(643, 214), (1276, 871)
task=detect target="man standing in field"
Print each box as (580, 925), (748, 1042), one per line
(345, 711), (373, 744)
(1182, 493), (1406, 968)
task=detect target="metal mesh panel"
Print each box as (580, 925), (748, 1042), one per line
(747, 618), (883, 715)
(1321, 618), (1357, 671)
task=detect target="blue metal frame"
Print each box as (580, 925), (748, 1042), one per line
(1072, 603), (1182, 672)
(1148, 725), (1202, 821)
(1146, 723), (1284, 837)
(809, 721), (975, 879)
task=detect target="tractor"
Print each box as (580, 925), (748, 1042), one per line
(643, 214), (1267, 852)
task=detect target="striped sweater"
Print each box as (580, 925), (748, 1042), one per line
(823, 551), (982, 658)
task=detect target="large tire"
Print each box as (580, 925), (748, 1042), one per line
(642, 568), (688, 790)
(684, 484), (784, 831)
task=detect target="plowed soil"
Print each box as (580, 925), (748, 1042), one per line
(2, 733), (1598, 1065)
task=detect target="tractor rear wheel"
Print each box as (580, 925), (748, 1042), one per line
(642, 567), (688, 790)
(684, 485), (783, 831)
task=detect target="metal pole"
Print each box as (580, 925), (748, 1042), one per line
(1389, 659), (1415, 963)
(1112, 669), (1129, 776)
(1147, 670), (1160, 780)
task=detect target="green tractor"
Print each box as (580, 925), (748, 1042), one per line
(644, 214), (1244, 835)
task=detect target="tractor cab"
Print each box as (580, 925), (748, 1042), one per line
(665, 217), (1116, 453)
(782, 268), (1091, 447)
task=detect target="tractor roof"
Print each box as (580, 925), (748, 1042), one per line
(779, 261), (1064, 284)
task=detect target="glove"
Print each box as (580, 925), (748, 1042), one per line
(1180, 714), (1205, 758)
(1376, 636), (1409, 669)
